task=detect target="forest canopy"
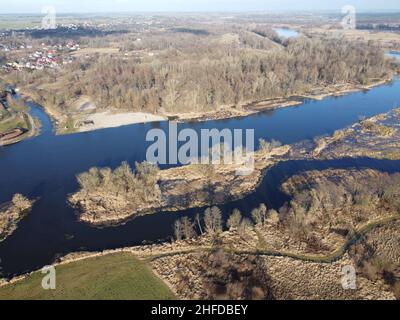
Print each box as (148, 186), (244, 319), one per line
(6, 34), (393, 116)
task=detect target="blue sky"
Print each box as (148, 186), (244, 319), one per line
(1, 0), (400, 14)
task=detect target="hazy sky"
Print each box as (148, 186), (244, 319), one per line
(1, 0), (400, 14)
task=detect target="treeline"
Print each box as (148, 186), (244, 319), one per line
(251, 25), (282, 44)
(8, 35), (393, 116)
(175, 169), (400, 249)
(357, 23), (400, 31)
(174, 204), (278, 242)
(277, 170), (400, 250)
(80, 38), (391, 114)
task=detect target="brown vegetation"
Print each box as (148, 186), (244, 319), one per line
(349, 221), (400, 299)
(360, 120), (396, 137)
(313, 108), (400, 160)
(70, 143), (290, 226)
(5, 32), (393, 132)
(0, 194), (33, 241)
(68, 161), (161, 224)
(152, 249), (273, 300)
(156, 167), (400, 300)
(171, 168), (400, 258)
(273, 169), (400, 253)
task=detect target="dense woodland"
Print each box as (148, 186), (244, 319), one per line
(5, 26), (393, 116)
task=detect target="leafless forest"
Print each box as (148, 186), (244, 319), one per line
(5, 23), (393, 116)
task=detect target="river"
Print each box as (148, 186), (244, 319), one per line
(1, 67), (400, 277)
(274, 28), (300, 38)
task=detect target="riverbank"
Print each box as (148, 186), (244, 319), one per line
(68, 104), (400, 228)
(147, 167), (400, 300)
(2, 192), (398, 299)
(76, 111), (167, 132)
(0, 112), (38, 146)
(69, 104), (400, 229)
(13, 76), (392, 135)
(313, 108), (400, 160)
(0, 90), (38, 146)
(0, 194), (33, 242)
(2, 162), (400, 299)
(163, 78), (392, 123)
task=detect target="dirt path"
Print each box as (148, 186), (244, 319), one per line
(145, 214), (400, 263)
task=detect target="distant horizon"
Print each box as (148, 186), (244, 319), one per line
(1, 0), (400, 15)
(1, 9), (400, 15)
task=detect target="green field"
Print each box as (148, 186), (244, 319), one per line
(0, 15), (42, 30)
(0, 253), (176, 300)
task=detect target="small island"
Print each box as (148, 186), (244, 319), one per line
(0, 194), (33, 242)
(69, 108), (400, 227)
(68, 143), (290, 226)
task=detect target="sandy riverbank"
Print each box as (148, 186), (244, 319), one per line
(77, 111), (167, 132)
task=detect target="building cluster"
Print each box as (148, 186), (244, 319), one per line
(0, 43), (33, 52)
(1, 41), (80, 71)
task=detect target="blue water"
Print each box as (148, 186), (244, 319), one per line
(274, 28), (300, 38)
(0, 75), (400, 277)
(386, 51), (400, 61)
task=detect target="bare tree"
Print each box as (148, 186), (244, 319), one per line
(174, 216), (197, 240)
(181, 216), (197, 239)
(238, 218), (254, 238)
(195, 213), (204, 235)
(251, 203), (268, 227)
(227, 209), (242, 231)
(11, 194), (31, 211)
(75, 161), (161, 210)
(11, 35), (391, 128)
(174, 219), (183, 241)
(204, 206), (222, 234)
(267, 209), (280, 225)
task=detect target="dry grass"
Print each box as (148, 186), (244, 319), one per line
(361, 121), (396, 136)
(71, 47), (120, 57)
